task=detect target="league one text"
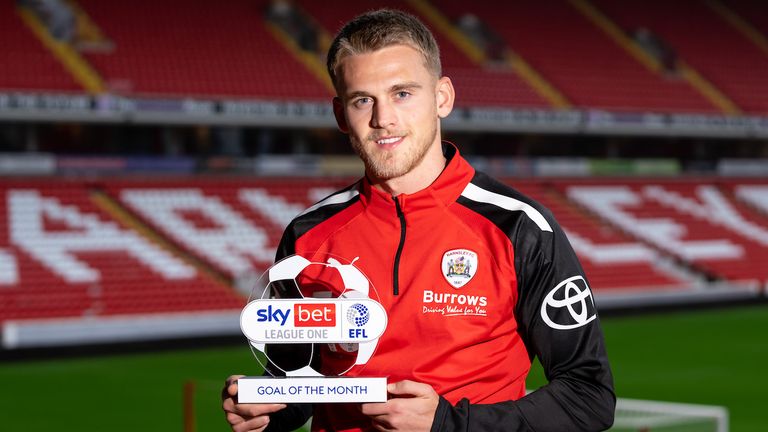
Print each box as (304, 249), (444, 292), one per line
(239, 255), (388, 403)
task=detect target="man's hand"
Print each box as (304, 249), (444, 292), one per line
(221, 375), (287, 432)
(361, 380), (439, 431)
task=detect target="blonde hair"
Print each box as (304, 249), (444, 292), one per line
(326, 9), (441, 91)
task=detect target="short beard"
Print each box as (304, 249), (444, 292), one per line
(352, 122), (437, 181)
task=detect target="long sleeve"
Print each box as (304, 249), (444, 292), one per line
(431, 209), (615, 431)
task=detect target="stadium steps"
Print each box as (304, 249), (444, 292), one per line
(0, 180), (244, 326)
(565, 180), (768, 285)
(710, 0), (768, 58)
(16, 4), (106, 94)
(3, 178), (766, 348)
(407, 0), (571, 109)
(571, 0), (740, 115)
(75, 0), (331, 99)
(297, 0), (551, 108)
(89, 189), (234, 288)
(731, 182), (768, 220)
(591, 0), (768, 114)
(515, 182), (693, 291)
(262, 18), (335, 95)
(0, 2), (88, 92)
(68, 0), (114, 52)
(0, 4), (79, 91)
(437, 0), (720, 113)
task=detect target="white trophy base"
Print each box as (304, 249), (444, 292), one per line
(238, 376), (388, 403)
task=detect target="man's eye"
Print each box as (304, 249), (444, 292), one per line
(395, 91), (411, 99)
(353, 97), (372, 107)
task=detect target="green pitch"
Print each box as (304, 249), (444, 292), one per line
(1, 304), (766, 431)
(527, 303), (768, 432)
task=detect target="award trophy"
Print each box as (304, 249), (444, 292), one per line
(239, 254), (388, 403)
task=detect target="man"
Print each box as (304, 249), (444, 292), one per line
(223, 9), (615, 432)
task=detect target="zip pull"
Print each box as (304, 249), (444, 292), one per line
(392, 196), (406, 296)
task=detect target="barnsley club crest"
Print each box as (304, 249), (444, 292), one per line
(442, 249), (478, 288)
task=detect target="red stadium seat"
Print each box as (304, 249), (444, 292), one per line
(592, 0), (768, 114)
(511, 181), (692, 292)
(0, 3), (82, 92)
(76, 0), (331, 100)
(438, 0), (721, 113)
(296, 0), (551, 108)
(564, 179), (768, 284)
(0, 179), (244, 324)
(3, 177), (766, 338)
(6, 0), (767, 114)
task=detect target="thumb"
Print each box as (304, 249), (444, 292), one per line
(225, 375), (245, 397)
(387, 380), (433, 397)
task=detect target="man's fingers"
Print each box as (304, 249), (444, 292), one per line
(361, 401), (390, 417)
(386, 380), (432, 397)
(223, 396), (236, 412)
(226, 411), (246, 425)
(370, 417), (396, 432)
(223, 402), (286, 432)
(227, 374), (246, 383)
(231, 414), (271, 432)
(229, 402), (287, 417)
(254, 403), (287, 414)
(222, 375), (287, 431)
(362, 380), (436, 417)
(222, 375), (245, 402)
(225, 375), (246, 397)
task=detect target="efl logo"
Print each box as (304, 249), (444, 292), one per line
(241, 298), (387, 344)
(294, 303), (336, 327)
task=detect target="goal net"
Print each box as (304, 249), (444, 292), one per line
(611, 397), (729, 432)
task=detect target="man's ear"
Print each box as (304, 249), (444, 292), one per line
(436, 76), (455, 119)
(333, 97), (349, 133)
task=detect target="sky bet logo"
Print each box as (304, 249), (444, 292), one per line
(256, 305), (290, 326)
(255, 304), (337, 327)
(294, 304), (336, 327)
(241, 299), (388, 344)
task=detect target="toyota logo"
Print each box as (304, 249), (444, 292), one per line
(541, 275), (597, 330)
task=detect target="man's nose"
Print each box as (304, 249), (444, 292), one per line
(370, 100), (397, 129)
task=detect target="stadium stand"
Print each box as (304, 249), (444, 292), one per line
(6, 0), (768, 115)
(5, 177), (765, 327)
(592, 0), (768, 114)
(108, 177), (698, 294)
(2, 174), (767, 348)
(296, 0), (552, 108)
(726, 0), (768, 39)
(732, 181), (768, 217)
(512, 181), (693, 292)
(75, 0), (332, 99)
(103, 178), (351, 279)
(0, 179), (245, 347)
(0, 2), (82, 92)
(3, 1), (768, 350)
(437, 0), (721, 113)
(565, 179), (768, 284)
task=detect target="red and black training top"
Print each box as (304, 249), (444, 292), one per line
(267, 143), (615, 432)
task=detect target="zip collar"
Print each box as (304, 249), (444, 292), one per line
(359, 142), (475, 218)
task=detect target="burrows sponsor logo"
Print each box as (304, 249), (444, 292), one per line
(422, 290), (488, 317)
(442, 249), (478, 288)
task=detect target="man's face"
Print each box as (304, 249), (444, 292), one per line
(333, 44), (453, 182)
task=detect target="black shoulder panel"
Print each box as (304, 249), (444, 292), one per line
(275, 181), (361, 261)
(456, 171), (556, 242)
